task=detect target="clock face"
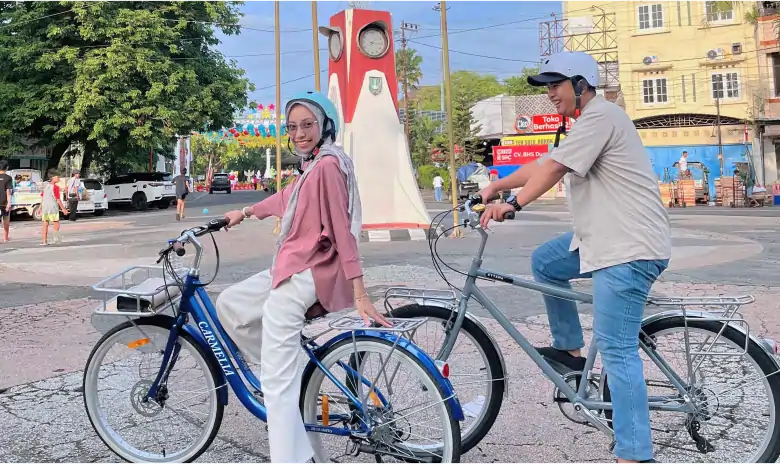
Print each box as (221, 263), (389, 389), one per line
(358, 25), (389, 59)
(328, 31), (343, 61)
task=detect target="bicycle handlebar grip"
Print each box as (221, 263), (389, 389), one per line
(208, 218), (230, 232)
(468, 192), (501, 205)
(172, 242), (186, 256)
(503, 211), (515, 220)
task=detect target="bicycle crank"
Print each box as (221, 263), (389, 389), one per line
(553, 372), (603, 425)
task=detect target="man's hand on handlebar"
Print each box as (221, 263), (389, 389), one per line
(479, 203), (515, 229)
(476, 185), (498, 204)
(224, 210), (245, 229)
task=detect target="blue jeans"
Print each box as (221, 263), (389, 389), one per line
(434, 186), (443, 201)
(531, 232), (668, 461)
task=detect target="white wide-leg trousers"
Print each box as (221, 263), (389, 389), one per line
(216, 269), (318, 463)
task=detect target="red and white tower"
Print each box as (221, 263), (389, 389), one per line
(319, 8), (430, 231)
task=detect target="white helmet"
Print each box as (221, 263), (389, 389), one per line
(527, 51), (600, 89)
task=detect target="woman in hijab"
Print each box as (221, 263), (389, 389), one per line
(217, 91), (390, 463)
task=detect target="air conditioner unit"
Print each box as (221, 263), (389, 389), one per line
(732, 42), (742, 55)
(642, 55), (658, 65)
(706, 48), (725, 60)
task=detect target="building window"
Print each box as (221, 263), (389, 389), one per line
(772, 53), (780, 97)
(681, 75), (686, 102)
(638, 4), (664, 30)
(705, 1), (734, 22)
(642, 77), (669, 104)
(711, 72), (740, 100)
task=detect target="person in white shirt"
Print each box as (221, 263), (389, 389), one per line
(65, 170), (82, 221)
(678, 151), (690, 179)
(432, 174), (444, 202)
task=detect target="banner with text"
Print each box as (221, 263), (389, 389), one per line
(492, 145), (549, 165)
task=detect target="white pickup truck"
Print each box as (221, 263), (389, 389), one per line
(105, 172), (176, 210)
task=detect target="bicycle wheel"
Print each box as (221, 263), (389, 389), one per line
(83, 316), (224, 462)
(300, 335), (462, 463)
(602, 316), (780, 462)
(388, 303), (505, 453)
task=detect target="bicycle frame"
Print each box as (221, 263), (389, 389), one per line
(433, 218), (698, 437)
(142, 273), (379, 437)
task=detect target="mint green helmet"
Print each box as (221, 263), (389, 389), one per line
(285, 91), (339, 141)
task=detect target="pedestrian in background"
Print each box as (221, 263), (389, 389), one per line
(40, 171), (69, 246)
(432, 174), (444, 202)
(65, 170), (82, 221)
(0, 159), (12, 243)
(173, 167), (190, 221)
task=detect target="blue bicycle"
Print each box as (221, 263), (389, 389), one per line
(83, 218), (463, 462)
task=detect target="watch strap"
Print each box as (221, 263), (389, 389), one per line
(242, 206), (252, 218)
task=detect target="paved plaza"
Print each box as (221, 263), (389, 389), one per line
(2, 190), (780, 462)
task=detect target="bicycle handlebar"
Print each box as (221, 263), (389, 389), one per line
(464, 194), (516, 225)
(157, 218), (230, 262)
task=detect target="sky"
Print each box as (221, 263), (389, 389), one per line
(214, 1), (563, 108)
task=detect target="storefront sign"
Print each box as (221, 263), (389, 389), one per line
(531, 114), (573, 133)
(492, 145), (549, 165)
(515, 114), (532, 133)
(502, 134), (566, 146)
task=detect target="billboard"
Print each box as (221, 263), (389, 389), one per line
(492, 145), (549, 165)
(502, 134), (566, 146)
(514, 113), (574, 134)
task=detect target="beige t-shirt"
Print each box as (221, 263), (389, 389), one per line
(548, 95), (671, 273)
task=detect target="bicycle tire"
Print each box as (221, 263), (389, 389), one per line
(602, 316), (780, 462)
(83, 316), (225, 463)
(387, 304), (505, 453)
(300, 335), (462, 463)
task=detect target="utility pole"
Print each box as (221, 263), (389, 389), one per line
(433, 3), (449, 113)
(312, 1), (321, 92)
(400, 21), (419, 142)
(438, 1), (461, 238)
(716, 92), (723, 176)
(274, 1), (282, 235)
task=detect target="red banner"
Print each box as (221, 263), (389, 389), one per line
(531, 114), (573, 133)
(492, 145), (548, 165)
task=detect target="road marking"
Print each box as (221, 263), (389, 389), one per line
(367, 230), (391, 242)
(409, 229), (427, 241)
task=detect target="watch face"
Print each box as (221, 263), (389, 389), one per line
(328, 32), (343, 61)
(358, 25), (389, 58)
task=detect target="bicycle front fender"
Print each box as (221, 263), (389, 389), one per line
(180, 322), (230, 406)
(320, 330), (465, 421)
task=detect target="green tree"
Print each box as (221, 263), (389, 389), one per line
(395, 47), (423, 99)
(0, 1), (253, 176)
(408, 114), (441, 167)
(503, 67), (547, 96)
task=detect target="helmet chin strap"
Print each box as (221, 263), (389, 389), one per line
(554, 78), (587, 146)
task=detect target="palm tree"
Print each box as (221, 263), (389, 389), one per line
(395, 48), (423, 99)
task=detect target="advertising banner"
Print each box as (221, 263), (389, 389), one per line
(502, 134), (566, 146)
(492, 145), (549, 165)
(515, 113), (573, 134)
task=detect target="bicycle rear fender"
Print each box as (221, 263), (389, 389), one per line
(418, 299), (509, 397)
(320, 330), (465, 421)
(643, 310), (780, 368)
(180, 323), (230, 406)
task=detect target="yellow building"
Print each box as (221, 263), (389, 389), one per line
(548, 1), (760, 188)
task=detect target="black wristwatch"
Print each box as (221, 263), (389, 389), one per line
(505, 195), (523, 212)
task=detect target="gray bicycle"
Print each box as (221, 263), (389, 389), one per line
(385, 194), (780, 462)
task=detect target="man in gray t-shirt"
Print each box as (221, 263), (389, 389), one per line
(173, 168), (190, 221)
(479, 52), (671, 463)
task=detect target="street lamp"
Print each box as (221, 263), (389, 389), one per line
(436, 1), (462, 238)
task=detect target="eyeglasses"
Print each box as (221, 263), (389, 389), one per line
(286, 120), (319, 134)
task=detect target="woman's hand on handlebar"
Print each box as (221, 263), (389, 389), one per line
(224, 210), (245, 229)
(479, 203), (514, 229)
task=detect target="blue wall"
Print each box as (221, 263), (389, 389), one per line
(488, 143), (750, 201)
(645, 143), (749, 200)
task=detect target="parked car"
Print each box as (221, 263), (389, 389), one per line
(83, 178), (108, 216)
(209, 173), (231, 194)
(105, 172), (176, 211)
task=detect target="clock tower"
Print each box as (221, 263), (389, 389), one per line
(319, 8), (430, 233)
